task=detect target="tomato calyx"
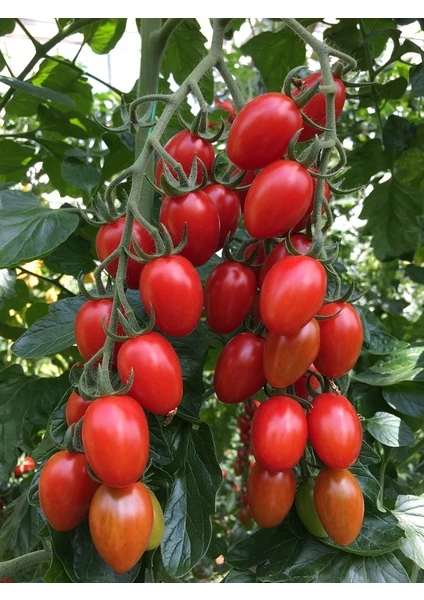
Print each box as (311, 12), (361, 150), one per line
(178, 105), (226, 143)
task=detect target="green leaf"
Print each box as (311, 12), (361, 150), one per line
(343, 138), (388, 188)
(25, 302), (50, 327)
(0, 51), (5, 73)
(241, 29), (305, 92)
(383, 382), (424, 418)
(366, 411), (415, 447)
(393, 495), (424, 569)
(358, 306), (408, 355)
(354, 346), (424, 387)
(82, 19), (127, 54)
(147, 414), (173, 466)
(394, 148), (424, 185)
(0, 268), (16, 310)
(0, 75), (75, 107)
(0, 19), (15, 36)
(377, 77), (408, 100)
(406, 264), (424, 284)
(0, 139), (36, 175)
(410, 63), (424, 97)
(101, 133), (134, 182)
(0, 190), (80, 268)
(0, 485), (41, 560)
(12, 296), (85, 359)
(383, 115), (416, 156)
(61, 158), (100, 194)
(0, 322), (26, 341)
(44, 554), (73, 583)
(222, 569), (256, 583)
(43, 234), (96, 277)
(161, 422), (222, 577)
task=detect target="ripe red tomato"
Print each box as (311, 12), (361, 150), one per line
(260, 255), (327, 336)
(89, 482), (153, 574)
(204, 262), (257, 334)
(251, 396), (307, 472)
(293, 171), (331, 231)
(203, 183), (241, 249)
(82, 395), (149, 487)
(65, 391), (91, 426)
(294, 364), (321, 400)
(314, 468), (364, 546)
(295, 480), (327, 538)
(214, 333), (266, 404)
(292, 72), (346, 142)
(307, 393), (362, 469)
(247, 462), (296, 528)
(314, 302), (363, 378)
(234, 169), (256, 211)
(159, 191), (220, 266)
(74, 299), (123, 363)
(227, 93), (302, 170)
(238, 415), (251, 432)
(237, 506), (252, 527)
(14, 456), (35, 477)
(39, 451), (100, 531)
(117, 333), (183, 415)
(214, 97), (236, 122)
(263, 318), (320, 388)
(244, 160), (313, 239)
(139, 255), (203, 337)
(95, 217), (155, 289)
(258, 234), (312, 287)
(245, 399), (261, 417)
(155, 130), (215, 185)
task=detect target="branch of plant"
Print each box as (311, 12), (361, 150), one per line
(359, 19), (384, 140)
(17, 266), (76, 296)
(15, 19), (41, 49)
(0, 550), (50, 579)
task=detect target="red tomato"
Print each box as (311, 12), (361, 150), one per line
(95, 217), (155, 289)
(65, 391), (91, 426)
(227, 93), (302, 170)
(139, 255), (203, 337)
(244, 160), (313, 239)
(117, 333), (183, 415)
(214, 333), (266, 404)
(243, 240), (266, 283)
(14, 456), (35, 477)
(204, 262), (257, 334)
(260, 255), (327, 336)
(74, 299), (123, 364)
(251, 396), (307, 472)
(203, 183), (241, 249)
(159, 191), (220, 266)
(245, 399), (261, 417)
(314, 302), (363, 378)
(293, 171), (331, 231)
(89, 482), (153, 574)
(82, 395), (149, 487)
(314, 468), (364, 546)
(263, 319), (320, 388)
(292, 72), (346, 142)
(215, 98), (236, 122)
(155, 130), (215, 185)
(307, 393), (362, 469)
(237, 506), (252, 526)
(294, 364), (321, 400)
(238, 415), (251, 432)
(0, 577), (12, 583)
(258, 234), (312, 287)
(247, 462), (296, 528)
(39, 451), (100, 531)
(234, 169), (256, 211)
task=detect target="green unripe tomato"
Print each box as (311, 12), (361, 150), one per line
(295, 480), (327, 538)
(146, 489), (165, 551)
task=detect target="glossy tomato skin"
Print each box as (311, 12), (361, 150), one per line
(203, 183), (241, 249)
(295, 480), (327, 538)
(260, 255), (327, 336)
(258, 234), (312, 287)
(293, 73), (346, 142)
(155, 130), (214, 185)
(247, 462), (296, 528)
(95, 217), (155, 289)
(263, 319), (320, 388)
(244, 160), (313, 239)
(146, 489), (165, 551)
(74, 299), (123, 364)
(82, 395), (149, 487)
(251, 396), (307, 472)
(204, 262), (257, 334)
(39, 451), (100, 531)
(65, 391), (91, 426)
(117, 333), (183, 415)
(139, 255), (203, 337)
(314, 468), (364, 546)
(159, 191), (220, 266)
(307, 393), (362, 469)
(214, 333), (266, 404)
(14, 456), (35, 477)
(293, 171), (331, 231)
(294, 364), (321, 400)
(89, 482), (153, 574)
(314, 302), (363, 378)
(227, 93), (302, 170)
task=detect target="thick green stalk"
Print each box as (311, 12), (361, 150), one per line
(0, 550), (49, 579)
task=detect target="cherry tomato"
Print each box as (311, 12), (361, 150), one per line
(240, 431), (250, 444)
(258, 234), (312, 287)
(238, 415), (251, 432)
(14, 456), (35, 477)
(159, 191), (220, 266)
(155, 130), (215, 186)
(139, 255), (203, 337)
(243, 240), (266, 283)
(295, 480), (327, 538)
(307, 393), (362, 469)
(263, 318), (320, 388)
(237, 506), (252, 527)
(65, 391), (91, 426)
(203, 183), (241, 249)
(233, 458), (243, 476)
(292, 72), (346, 142)
(227, 93), (302, 170)
(294, 364), (321, 400)
(95, 217), (155, 289)
(146, 489), (165, 551)
(314, 468), (364, 546)
(82, 395), (149, 487)
(251, 396), (307, 472)
(314, 302), (363, 379)
(214, 332), (266, 404)
(74, 299), (123, 364)
(247, 462), (296, 528)
(293, 171), (331, 231)
(260, 255), (327, 336)
(39, 451), (99, 531)
(117, 333), (183, 415)
(204, 262), (257, 334)
(214, 97), (236, 122)
(245, 399), (261, 417)
(244, 160), (313, 239)
(89, 482), (153, 574)
(234, 169), (256, 210)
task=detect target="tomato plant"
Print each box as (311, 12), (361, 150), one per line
(295, 480), (327, 538)
(65, 391), (92, 425)
(293, 170), (331, 231)
(258, 234), (312, 287)
(155, 130), (215, 185)
(74, 299), (123, 363)
(247, 462), (296, 528)
(203, 183), (241, 249)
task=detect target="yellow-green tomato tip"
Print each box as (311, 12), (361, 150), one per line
(295, 480), (328, 538)
(146, 488), (165, 551)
